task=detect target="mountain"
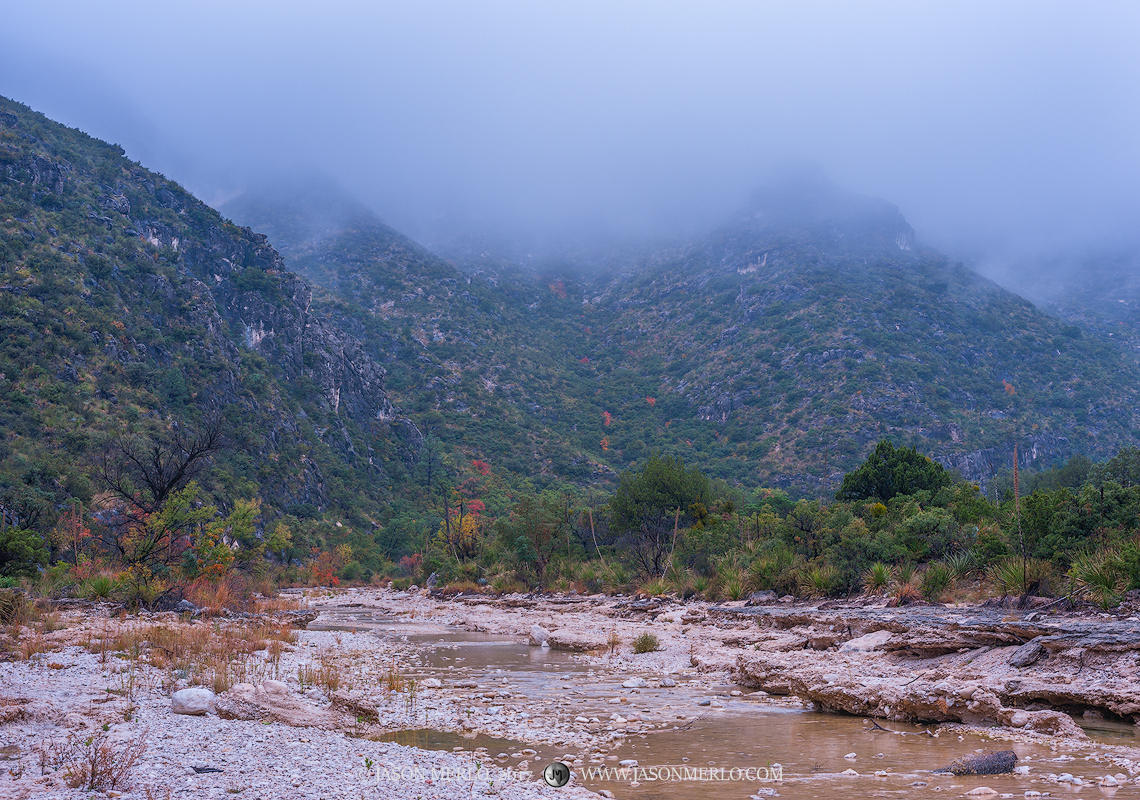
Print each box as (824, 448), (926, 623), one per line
(0, 96), (420, 543)
(226, 173), (1140, 496)
(984, 248), (1140, 358)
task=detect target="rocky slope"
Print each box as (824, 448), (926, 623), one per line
(227, 176), (1140, 496)
(0, 95), (419, 533)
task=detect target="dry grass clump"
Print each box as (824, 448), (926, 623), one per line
(382, 660), (407, 693)
(37, 730), (147, 791)
(298, 647), (345, 694)
(81, 616), (298, 693)
(184, 575), (302, 615)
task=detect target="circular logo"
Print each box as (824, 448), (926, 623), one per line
(542, 761), (571, 788)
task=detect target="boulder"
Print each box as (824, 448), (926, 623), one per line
(745, 591), (778, 606)
(547, 628), (606, 652)
(171, 687), (215, 716)
(940, 750), (1017, 776)
(1009, 639), (1046, 668)
(529, 625), (551, 646)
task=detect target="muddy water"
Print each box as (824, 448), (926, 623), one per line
(317, 608), (1137, 798)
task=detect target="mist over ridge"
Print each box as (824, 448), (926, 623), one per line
(1, 1), (1137, 285)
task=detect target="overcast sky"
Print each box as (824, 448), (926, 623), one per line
(2, 1), (1138, 266)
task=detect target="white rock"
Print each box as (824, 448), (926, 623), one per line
(1101, 776), (1120, 787)
(619, 759), (638, 767)
(840, 768), (858, 776)
(1009, 710), (1029, 727)
(622, 677), (647, 688)
(171, 687), (215, 716)
(575, 716), (590, 723)
(529, 625), (551, 646)
(422, 678), (442, 688)
(966, 788), (998, 797)
(844, 752), (857, 760)
(1024, 792), (1041, 798)
(661, 677), (676, 687)
(838, 630), (894, 652)
(262, 679), (290, 695)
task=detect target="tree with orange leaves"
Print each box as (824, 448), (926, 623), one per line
(52, 501), (91, 567)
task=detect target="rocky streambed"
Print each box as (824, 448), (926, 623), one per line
(4, 588), (1140, 799)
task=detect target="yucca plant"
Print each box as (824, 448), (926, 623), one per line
(987, 556), (1055, 598)
(799, 564), (839, 598)
(894, 562), (917, 586)
(747, 544), (796, 592)
(721, 571), (745, 601)
(691, 574), (710, 598)
(1068, 549), (1126, 610)
(943, 551), (977, 581)
(632, 632), (661, 653)
(892, 582), (922, 605)
(861, 562), (894, 594)
(81, 574), (120, 601)
(602, 562), (631, 594)
(640, 578), (669, 597)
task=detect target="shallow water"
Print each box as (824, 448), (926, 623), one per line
(316, 607), (1139, 797)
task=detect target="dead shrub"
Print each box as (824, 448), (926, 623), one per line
(39, 730), (147, 791)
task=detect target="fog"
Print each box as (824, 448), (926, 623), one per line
(2, 1), (1138, 276)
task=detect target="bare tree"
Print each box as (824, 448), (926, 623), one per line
(97, 417), (226, 514)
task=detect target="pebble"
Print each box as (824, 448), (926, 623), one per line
(697, 699), (711, 706)
(840, 768), (858, 776)
(622, 677), (647, 688)
(843, 752), (857, 760)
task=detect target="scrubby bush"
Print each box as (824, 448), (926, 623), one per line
(632, 632), (661, 653)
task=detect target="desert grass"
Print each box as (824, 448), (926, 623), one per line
(80, 614), (299, 693)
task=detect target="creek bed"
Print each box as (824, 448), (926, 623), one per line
(315, 607), (1138, 798)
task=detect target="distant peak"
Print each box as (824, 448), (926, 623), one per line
(747, 166), (915, 249)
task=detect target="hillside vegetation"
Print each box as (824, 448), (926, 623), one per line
(2, 96), (1139, 614)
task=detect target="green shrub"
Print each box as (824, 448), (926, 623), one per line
(0, 527), (48, 578)
(632, 632), (660, 654)
(920, 561), (954, 602)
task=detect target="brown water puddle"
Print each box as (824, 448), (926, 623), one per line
(315, 608), (1138, 797)
(368, 728), (530, 756)
(582, 713), (1097, 800)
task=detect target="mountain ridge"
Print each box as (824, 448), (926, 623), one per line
(225, 177), (1140, 496)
